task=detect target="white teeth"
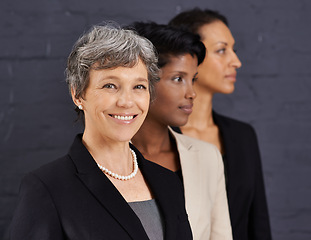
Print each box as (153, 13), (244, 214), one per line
(113, 115), (134, 120)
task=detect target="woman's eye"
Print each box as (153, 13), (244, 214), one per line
(134, 85), (147, 90)
(172, 76), (183, 82)
(103, 83), (116, 89)
(216, 48), (226, 54)
(192, 77), (198, 83)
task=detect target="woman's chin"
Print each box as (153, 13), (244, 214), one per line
(221, 85), (235, 94)
(170, 119), (188, 128)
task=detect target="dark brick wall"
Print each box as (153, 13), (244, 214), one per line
(1, 0), (310, 239)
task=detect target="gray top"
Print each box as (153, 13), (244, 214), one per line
(129, 199), (164, 240)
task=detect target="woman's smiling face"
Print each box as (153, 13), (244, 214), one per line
(147, 53), (198, 127)
(74, 59), (150, 143)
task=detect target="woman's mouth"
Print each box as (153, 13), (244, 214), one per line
(111, 115), (135, 120)
(108, 114), (138, 124)
(179, 105), (193, 115)
(225, 73), (237, 82)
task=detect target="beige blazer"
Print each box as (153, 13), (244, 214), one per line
(170, 128), (232, 240)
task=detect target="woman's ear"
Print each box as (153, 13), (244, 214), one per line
(71, 88), (83, 109)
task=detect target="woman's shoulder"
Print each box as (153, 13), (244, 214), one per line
(169, 128), (222, 172)
(25, 155), (74, 185)
(170, 127), (220, 154)
(213, 111), (257, 136)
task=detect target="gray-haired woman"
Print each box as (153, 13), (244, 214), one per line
(10, 24), (192, 240)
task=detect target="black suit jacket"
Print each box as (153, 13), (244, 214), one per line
(10, 134), (192, 240)
(173, 111), (272, 240)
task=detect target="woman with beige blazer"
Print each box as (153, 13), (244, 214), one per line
(130, 22), (232, 240)
(170, 128), (232, 239)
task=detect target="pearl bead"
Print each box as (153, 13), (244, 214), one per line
(97, 149), (138, 181)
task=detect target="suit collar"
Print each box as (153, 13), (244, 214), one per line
(169, 128), (203, 233)
(130, 143), (179, 240)
(68, 134), (149, 240)
(212, 111), (230, 154)
(212, 110), (232, 141)
(212, 110), (234, 188)
(68, 134), (179, 240)
(169, 127), (196, 152)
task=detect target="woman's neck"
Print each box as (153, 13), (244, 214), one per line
(183, 85), (214, 130)
(180, 85), (225, 154)
(132, 118), (171, 156)
(82, 129), (132, 175)
(132, 117), (180, 171)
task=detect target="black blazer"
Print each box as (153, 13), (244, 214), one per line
(173, 111), (272, 240)
(10, 134), (192, 240)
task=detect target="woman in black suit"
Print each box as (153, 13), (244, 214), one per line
(169, 8), (272, 240)
(10, 24), (192, 240)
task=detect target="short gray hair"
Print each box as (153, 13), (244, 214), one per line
(66, 23), (159, 102)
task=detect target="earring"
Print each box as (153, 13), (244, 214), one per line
(78, 105), (83, 110)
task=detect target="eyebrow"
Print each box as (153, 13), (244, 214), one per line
(166, 71), (197, 78)
(99, 76), (148, 82)
(136, 78), (148, 82)
(215, 41), (228, 46)
(214, 41), (236, 46)
(167, 71), (187, 75)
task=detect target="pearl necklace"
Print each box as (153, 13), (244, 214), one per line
(97, 149), (138, 181)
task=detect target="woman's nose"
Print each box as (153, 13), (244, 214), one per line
(116, 89), (134, 108)
(185, 83), (196, 100)
(231, 51), (242, 69)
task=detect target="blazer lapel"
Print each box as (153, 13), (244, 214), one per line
(169, 128), (202, 234)
(213, 111), (233, 188)
(68, 135), (149, 240)
(132, 143), (178, 240)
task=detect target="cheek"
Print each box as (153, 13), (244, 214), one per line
(197, 58), (214, 79)
(209, 58), (225, 75)
(200, 59), (224, 80)
(158, 88), (180, 105)
(143, 100), (150, 113)
(149, 91), (173, 115)
(197, 64), (212, 85)
(154, 83), (170, 102)
(151, 95), (166, 112)
(94, 96), (113, 111)
(138, 94), (150, 112)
